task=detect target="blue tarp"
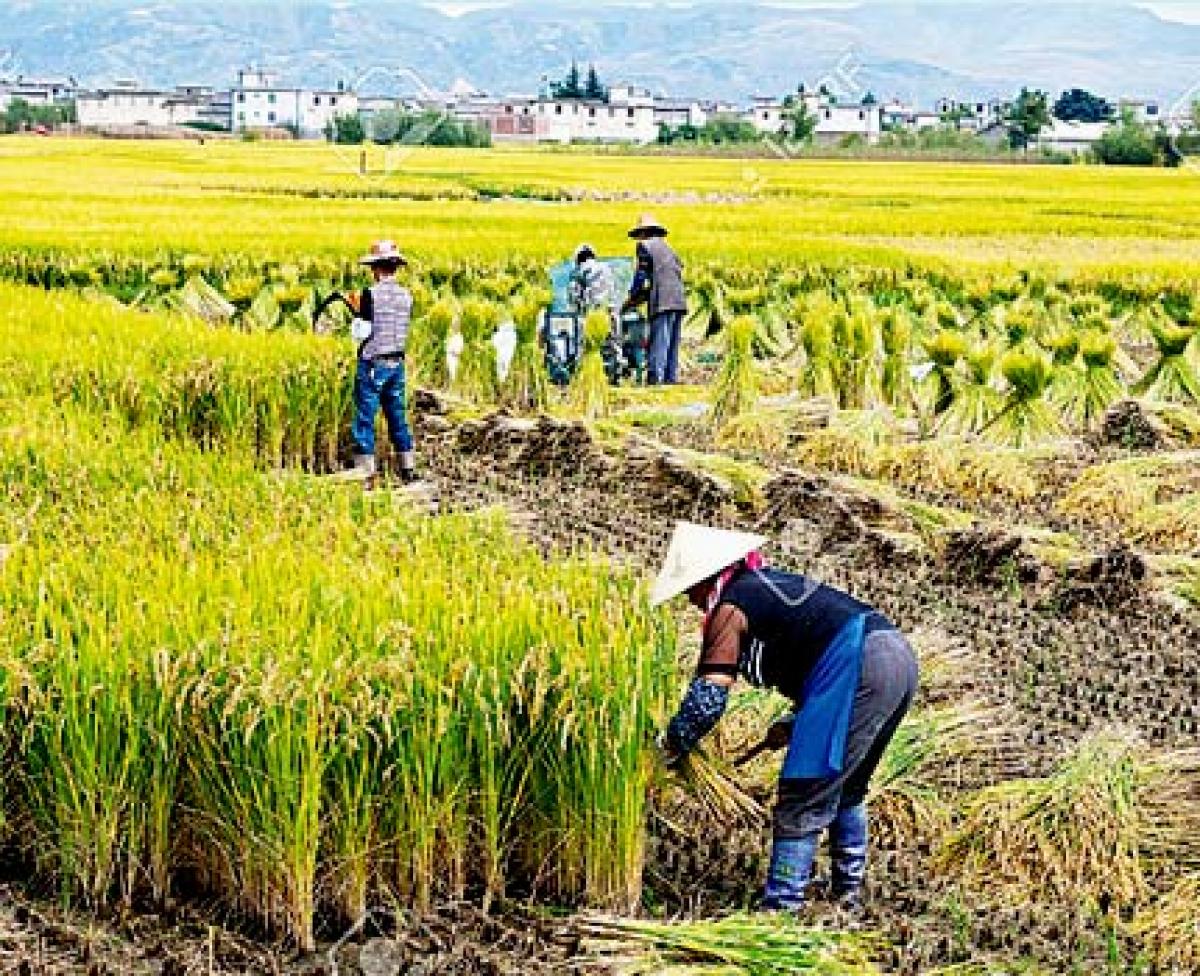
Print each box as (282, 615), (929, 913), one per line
(548, 257), (636, 314)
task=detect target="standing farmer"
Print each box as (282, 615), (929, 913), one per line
(652, 522), (919, 912)
(622, 214), (687, 385)
(339, 240), (418, 483)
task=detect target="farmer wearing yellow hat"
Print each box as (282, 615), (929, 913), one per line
(622, 213), (687, 385)
(338, 240), (418, 483)
(652, 522), (919, 912)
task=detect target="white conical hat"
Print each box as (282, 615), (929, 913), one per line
(650, 522), (768, 607)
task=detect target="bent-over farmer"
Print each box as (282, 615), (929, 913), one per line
(622, 214), (686, 385)
(339, 240), (418, 483)
(652, 522), (919, 911)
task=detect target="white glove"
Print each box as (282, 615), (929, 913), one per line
(350, 318), (373, 342)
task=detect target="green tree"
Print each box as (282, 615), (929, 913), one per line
(370, 108), (402, 144)
(585, 64), (606, 101)
(785, 101), (817, 143)
(1053, 88), (1113, 123)
(861, 91), (877, 106)
(552, 61), (584, 100)
(327, 113), (365, 145)
(1006, 87), (1051, 152)
(1092, 110), (1156, 166)
(2, 97), (75, 133)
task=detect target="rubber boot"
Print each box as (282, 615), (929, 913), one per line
(332, 453), (376, 481)
(398, 451), (419, 485)
(761, 833), (819, 912)
(829, 803), (868, 911)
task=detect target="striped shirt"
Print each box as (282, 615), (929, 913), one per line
(359, 278), (413, 361)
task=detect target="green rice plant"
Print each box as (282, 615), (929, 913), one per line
(455, 298), (500, 402)
(1133, 318), (1200, 403)
(940, 341), (1001, 435)
(982, 349), (1062, 447)
(0, 400), (675, 947)
(922, 329), (967, 417)
(580, 913), (878, 975)
(246, 284), (282, 331)
(798, 297), (836, 399)
(879, 307), (913, 409)
(688, 274), (726, 337)
(410, 297), (456, 389)
(999, 299), (1040, 346)
(711, 315), (759, 430)
(1058, 332), (1123, 429)
(224, 274), (263, 311)
(570, 309), (614, 419)
(501, 293), (550, 412)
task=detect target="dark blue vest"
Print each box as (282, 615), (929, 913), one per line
(717, 569), (889, 703)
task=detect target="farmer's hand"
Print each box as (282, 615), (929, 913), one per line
(765, 717), (795, 751)
(657, 733), (685, 770)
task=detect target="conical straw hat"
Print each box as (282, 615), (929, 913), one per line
(650, 522), (768, 607)
(359, 239), (408, 266)
(628, 213), (668, 238)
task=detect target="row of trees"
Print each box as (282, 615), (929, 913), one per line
(325, 110), (491, 148)
(549, 61), (608, 102)
(1006, 87), (1189, 165)
(1, 97), (76, 134)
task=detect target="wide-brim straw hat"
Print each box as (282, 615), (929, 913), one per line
(650, 521), (768, 607)
(359, 239), (408, 266)
(628, 213), (668, 239)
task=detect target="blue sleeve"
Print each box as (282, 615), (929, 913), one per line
(628, 244), (652, 302)
(665, 678), (730, 755)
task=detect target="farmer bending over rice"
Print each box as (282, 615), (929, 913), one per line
(652, 522), (919, 912)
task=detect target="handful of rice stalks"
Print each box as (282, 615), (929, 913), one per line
(670, 749), (766, 826)
(579, 912), (880, 975)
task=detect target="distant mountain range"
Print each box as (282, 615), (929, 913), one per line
(1, 1), (1198, 108)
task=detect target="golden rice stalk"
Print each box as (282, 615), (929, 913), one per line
(938, 736), (1200, 912)
(714, 408), (790, 454)
(579, 913), (877, 975)
(1129, 874), (1200, 972)
(1056, 455), (1200, 525)
(711, 315), (759, 430)
(570, 310), (614, 419)
(671, 749), (765, 826)
(1129, 494), (1200, 553)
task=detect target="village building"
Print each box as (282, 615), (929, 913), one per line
(230, 67), (357, 138)
(814, 102), (883, 144)
(0, 75), (78, 110)
(76, 81), (217, 130)
(1037, 118), (1111, 154)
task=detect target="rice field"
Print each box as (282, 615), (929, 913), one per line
(1, 137), (1199, 974)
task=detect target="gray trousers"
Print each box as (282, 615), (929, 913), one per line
(648, 310), (684, 385)
(774, 629), (919, 839)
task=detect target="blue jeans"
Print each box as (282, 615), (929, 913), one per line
(351, 359), (413, 456)
(648, 310), (684, 385)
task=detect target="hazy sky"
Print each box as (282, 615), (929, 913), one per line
(427, 0), (1200, 23)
